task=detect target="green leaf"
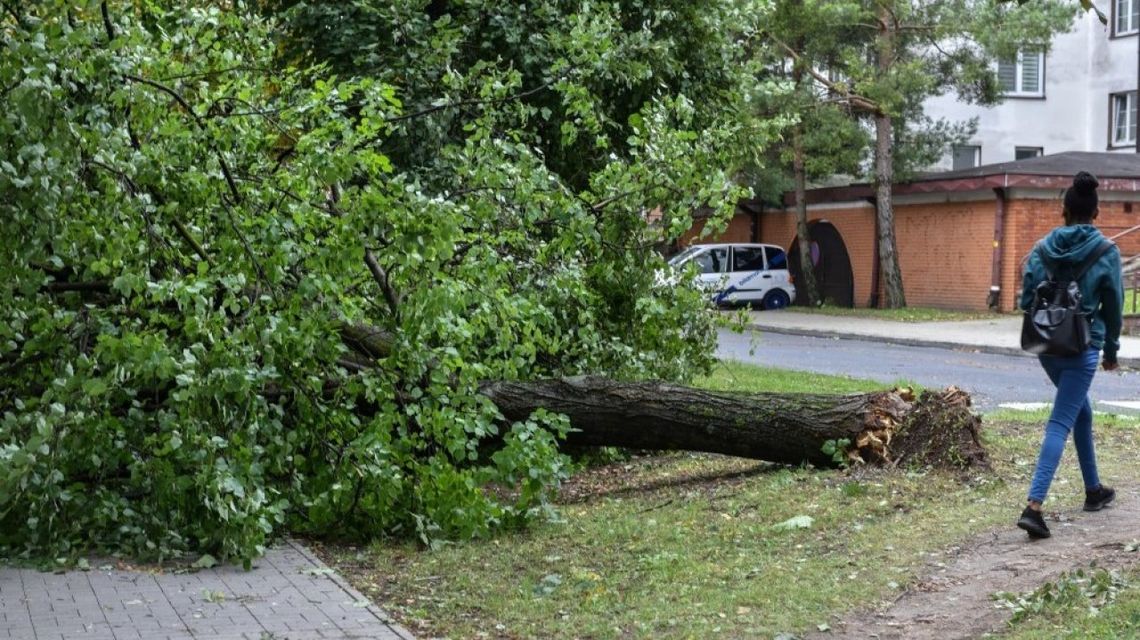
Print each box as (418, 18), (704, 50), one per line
(772, 515), (814, 531)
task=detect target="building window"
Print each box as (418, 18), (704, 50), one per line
(952, 145), (981, 170)
(1112, 91), (1137, 147)
(997, 51), (1044, 97)
(1015, 146), (1043, 160)
(1116, 0), (1139, 36)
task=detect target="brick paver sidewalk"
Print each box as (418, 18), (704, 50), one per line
(0, 540), (413, 640)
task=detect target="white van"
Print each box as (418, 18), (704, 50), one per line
(667, 243), (796, 310)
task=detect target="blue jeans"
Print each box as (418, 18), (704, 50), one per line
(1027, 347), (1101, 504)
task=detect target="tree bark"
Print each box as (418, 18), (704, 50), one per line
(790, 37), (820, 308)
(874, 114), (905, 309)
(792, 121), (820, 307)
(874, 4), (906, 309)
(480, 377), (988, 469)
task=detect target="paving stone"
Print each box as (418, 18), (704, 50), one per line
(0, 540), (414, 640)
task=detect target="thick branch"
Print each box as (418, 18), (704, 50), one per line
(364, 251), (401, 317)
(338, 322), (394, 360)
(100, 0), (115, 40)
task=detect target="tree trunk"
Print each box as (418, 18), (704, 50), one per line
(790, 24), (819, 307)
(792, 122), (820, 307)
(874, 4), (906, 309)
(874, 114), (905, 309)
(480, 377), (988, 470)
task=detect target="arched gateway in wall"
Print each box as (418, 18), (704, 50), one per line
(787, 220), (855, 308)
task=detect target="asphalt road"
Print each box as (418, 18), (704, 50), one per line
(716, 328), (1140, 412)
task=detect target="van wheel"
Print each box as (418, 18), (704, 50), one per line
(762, 290), (790, 311)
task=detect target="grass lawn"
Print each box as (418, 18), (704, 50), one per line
(316, 362), (1140, 639)
(787, 304), (1000, 323)
(692, 358), (916, 395)
(1124, 288), (1140, 315)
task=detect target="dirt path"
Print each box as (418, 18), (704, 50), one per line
(808, 485), (1140, 639)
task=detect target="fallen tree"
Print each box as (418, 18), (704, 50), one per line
(481, 378), (989, 469)
(1, 3), (983, 565)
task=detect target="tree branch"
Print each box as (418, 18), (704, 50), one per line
(769, 35), (882, 115)
(364, 251), (401, 318)
(382, 78), (558, 125)
(100, 0), (115, 41)
(326, 183), (402, 318)
(3, 1), (27, 29)
(87, 159), (214, 266)
(122, 73), (243, 204)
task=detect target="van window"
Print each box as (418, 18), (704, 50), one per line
(732, 247), (765, 272)
(765, 246), (788, 269)
(693, 248), (728, 274)
(667, 246), (701, 267)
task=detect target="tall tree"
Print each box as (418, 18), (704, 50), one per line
(777, 0), (1073, 308)
(762, 0), (872, 306)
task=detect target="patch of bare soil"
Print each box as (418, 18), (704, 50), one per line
(890, 387), (989, 471)
(807, 486), (1140, 640)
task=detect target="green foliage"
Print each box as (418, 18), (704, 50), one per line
(758, 0), (1073, 191)
(264, 0), (776, 193)
(0, 1), (775, 562)
(995, 566), (1131, 624)
(820, 438), (852, 466)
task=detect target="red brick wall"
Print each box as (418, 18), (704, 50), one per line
(680, 193), (1140, 312)
(757, 206), (878, 307)
(719, 201), (996, 310)
(678, 213), (754, 246)
(893, 200), (996, 311)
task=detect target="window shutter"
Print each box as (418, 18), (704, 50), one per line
(1020, 53), (1040, 94)
(997, 59), (1017, 93)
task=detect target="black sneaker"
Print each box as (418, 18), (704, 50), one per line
(1084, 485), (1116, 512)
(1017, 506), (1051, 539)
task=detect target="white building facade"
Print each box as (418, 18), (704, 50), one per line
(924, 5), (1139, 170)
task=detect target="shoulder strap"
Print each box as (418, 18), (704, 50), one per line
(1071, 240), (1115, 281)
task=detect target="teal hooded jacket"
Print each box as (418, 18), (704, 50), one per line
(1020, 224), (1124, 361)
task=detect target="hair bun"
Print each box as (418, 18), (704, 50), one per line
(1072, 171), (1099, 196)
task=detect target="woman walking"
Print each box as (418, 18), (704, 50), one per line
(1017, 171), (1124, 539)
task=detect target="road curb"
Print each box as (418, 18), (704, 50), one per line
(744, 323), (1140, 368)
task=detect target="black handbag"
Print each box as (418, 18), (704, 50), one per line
(1020, 239), (1114, 357)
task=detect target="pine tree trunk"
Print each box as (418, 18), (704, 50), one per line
(791, 97), (819, 306)
(874, 4), (906, 309)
